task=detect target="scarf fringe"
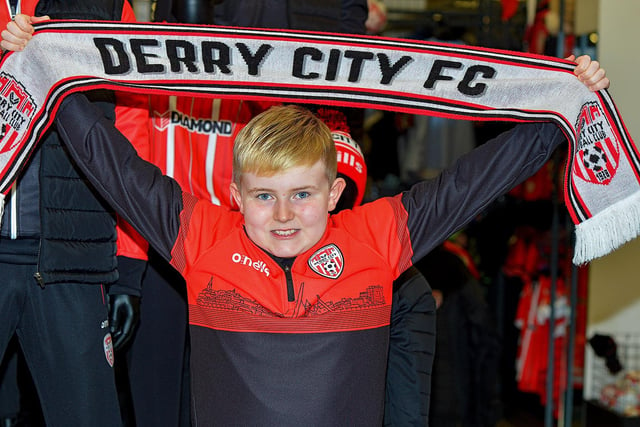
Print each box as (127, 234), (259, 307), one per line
(573, 190), (640, 265)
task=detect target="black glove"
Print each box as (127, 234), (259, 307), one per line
(108, 293), (141, 351)
(107, 255), (147, 351)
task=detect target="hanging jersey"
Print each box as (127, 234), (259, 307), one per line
(147, 95), (276, 207)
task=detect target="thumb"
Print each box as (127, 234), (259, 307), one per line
(108, 299), (121, 336)
(29, 15), (51, 24)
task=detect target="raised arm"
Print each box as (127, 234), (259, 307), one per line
(401, 54), (608, 260)
(54, 93), (185, 262)
(403, 121), (566, 263)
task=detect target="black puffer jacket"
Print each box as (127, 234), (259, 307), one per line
(156, 0), (367, 34)
(0, 0), (126, 285)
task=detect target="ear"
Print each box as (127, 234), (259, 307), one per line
(327, 177), (346, 212)
(230, 182), (244, 213)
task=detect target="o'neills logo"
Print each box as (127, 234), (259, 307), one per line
(308, 244), (344, 279)
(232, 252), (270, 277)
(153, 109), (233, 135)
(0, 72), (36, 154)
(573, 101), (620, 185)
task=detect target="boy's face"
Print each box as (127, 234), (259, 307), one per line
(230, 160), (345, 258)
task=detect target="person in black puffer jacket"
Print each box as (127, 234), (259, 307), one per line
(0, 1), (142, 426)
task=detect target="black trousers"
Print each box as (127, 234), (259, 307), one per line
(0, 258), (123, 427)
(120, 251), (190, 427)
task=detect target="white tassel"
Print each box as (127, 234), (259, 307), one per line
(573, 190), (640, 265)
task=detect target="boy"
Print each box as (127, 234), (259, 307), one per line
(53, 81), (603, 424)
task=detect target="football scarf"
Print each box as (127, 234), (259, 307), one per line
(0, 20), (637, 264)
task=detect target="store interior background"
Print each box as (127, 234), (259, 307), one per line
(128, 1), (638, 426)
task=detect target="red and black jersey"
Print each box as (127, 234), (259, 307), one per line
(56, 94), (566, 425)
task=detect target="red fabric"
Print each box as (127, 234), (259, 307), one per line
(333, 130), (367, 206)
(501, 0), (519, 21)
(0, 0), (37, 23)
(442, 240), (480, 280)
(146, 96), (276, 208)
(515, 276), (569, 419)
(525, 6), (550, 54)
(171, 194), (410, 326)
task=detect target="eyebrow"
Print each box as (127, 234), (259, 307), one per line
(247, 185), (319, 194)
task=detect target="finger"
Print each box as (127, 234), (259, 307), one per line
(582, 67), (608, 91)
(13, 14), (34, 34)
(564, 54), (576, 62)
(576, 61), (601, 86)
(111, 329), (125, 350)
(573, 55), (590, 76)
(30, 15), (51, 24)
(115, 325), (134, 350)
(589, 76), (610, 92)
(0, 29), (27, 51)
(584, 67), (604, 84)
(109, 318), (123, 343)
(4, 21), (32, 46)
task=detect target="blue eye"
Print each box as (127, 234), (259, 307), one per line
(295, 191), (310, 199)
(257, 193), (272, 201)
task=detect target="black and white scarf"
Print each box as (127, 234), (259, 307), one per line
(0, 20), (637, 264)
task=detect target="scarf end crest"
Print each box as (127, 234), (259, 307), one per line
(573, 190), (640, 265)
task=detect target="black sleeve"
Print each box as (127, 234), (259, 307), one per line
(108, 255), (148, 297)
(384, 266), (436, 427)
(55, 93), (184, 263)
(402, 122), (566, 262)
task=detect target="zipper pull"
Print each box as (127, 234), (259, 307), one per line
(33, 272), (45, 288)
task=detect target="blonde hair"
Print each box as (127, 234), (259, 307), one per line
(233, 105), (337, 184)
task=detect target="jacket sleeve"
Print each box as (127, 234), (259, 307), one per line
(402, 122), (566, 263)
(109, 255), (147, 297)
(384, 266), (436, 426)
(55, 93), (184, 263)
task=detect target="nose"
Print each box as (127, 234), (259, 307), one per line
(274, 199), (294, 222)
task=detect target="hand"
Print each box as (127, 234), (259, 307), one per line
(1, 14), (49, 52)
(108, 293), (141, 351)
(567, 54), (610, 92)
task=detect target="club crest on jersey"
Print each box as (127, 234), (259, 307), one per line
(308, 244), (344, 279)
(573, 101), (620, 185)
(0, 72), (36, 155)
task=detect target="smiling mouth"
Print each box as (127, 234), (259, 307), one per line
(272, 229), (298, 237)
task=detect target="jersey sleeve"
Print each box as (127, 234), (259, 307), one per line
(114, 92), (151, 260)
(402, 122), (566, 263)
